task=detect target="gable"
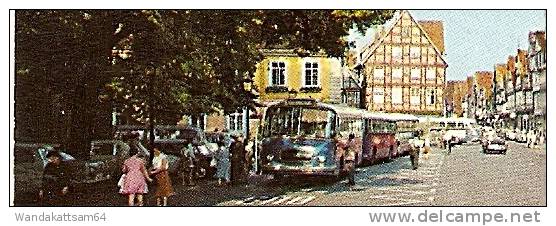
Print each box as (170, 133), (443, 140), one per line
(418, 21), (445, 54)
(360, 10), (447, 66)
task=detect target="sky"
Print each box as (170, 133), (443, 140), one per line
(348, 10), (546, 81)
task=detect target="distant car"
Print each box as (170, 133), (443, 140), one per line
(505, 130), (517, 141)
(481, 135), (507, 154)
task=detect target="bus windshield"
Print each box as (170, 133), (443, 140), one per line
(264, 106), (336, 139)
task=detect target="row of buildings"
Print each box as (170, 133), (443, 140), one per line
(445, 31), (546, 138)
(170, 10), (449, 138)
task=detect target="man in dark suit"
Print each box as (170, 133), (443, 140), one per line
(39, 150), (71, 206)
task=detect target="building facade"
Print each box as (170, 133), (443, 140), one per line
(253, 49), (343, 104)
(493, 64), (508, 128)
(472, 71), (494, 124)
(463, 76), (474, 118)
(357, 10), (448, 115)
(528, 31), (546, 138)
(515, 49), (533, 133)
(445, 80), (467, 117)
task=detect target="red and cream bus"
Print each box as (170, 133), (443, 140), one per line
(258, 98), (398, 178)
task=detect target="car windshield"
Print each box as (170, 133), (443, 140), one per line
(264, 106), (336, 139)
(37, 148), (76, 167)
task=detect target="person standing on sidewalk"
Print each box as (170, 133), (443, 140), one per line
(150, 145), (175, 206)
(39, 150), (71, 206)
(344, 134), (357, 186)
(230, 134), (246, 185)
(215, 134), (231, 186)
(120, 148), (152, 206)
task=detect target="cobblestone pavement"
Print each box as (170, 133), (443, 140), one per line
(13, 143), (545, 206)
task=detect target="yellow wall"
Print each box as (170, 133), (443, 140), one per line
(254, 55), (335, 102)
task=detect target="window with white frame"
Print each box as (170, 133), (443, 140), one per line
(392, 87), (403, 104)
(374, 67), (385, 80)
(426, 67), (436, 80)
(373, 88), (384, 104)
(410, 88), (420, 105)
(227, 112), (243, 131)
(191, 114), (206, 130)
(269, 61), (286, 86)
(426, 88), (436, 105)
(392, 46), (402, 62)
(392, 67), (403, 79)
(410, 46), (421, 59)
(410, 67), (420, 80)
(304, 62), (319, 87)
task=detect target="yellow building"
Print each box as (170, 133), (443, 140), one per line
(254, 49), (343, 103)
(199, 49), (343, 136)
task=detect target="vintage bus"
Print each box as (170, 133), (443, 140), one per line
(389, 113), (421, 157)
(419, 117), (480, 144)
(360, 112), (398, 163)
(258, 98), (398, 178)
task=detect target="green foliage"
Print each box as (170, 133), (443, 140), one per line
(15, 10), (394, 149)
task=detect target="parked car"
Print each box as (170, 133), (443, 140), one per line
(481, 128), (507, 154)
(14, 142), (128, 199)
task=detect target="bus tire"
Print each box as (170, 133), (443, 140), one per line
(371, 148), (378, 165)
(273, 174), (283, 180)
(387, 147), (394, 162)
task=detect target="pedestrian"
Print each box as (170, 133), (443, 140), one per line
(215, 134), (231, 186)
(38, 149), (71, 206)
(442, 130), (453, 154)
(120, 147), (153, 206)
(150, 145), (174, 206)
(230, 134), (246, 185)
(344, 134), (357, 186)
(180, 140), (197, 186)
(423, 135), (431, 160)
(527, 130), (536, 148)
(409, 130), (421, 170)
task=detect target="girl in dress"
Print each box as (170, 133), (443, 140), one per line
(150, 146), (175, 206)
(120, 149), (152, 206)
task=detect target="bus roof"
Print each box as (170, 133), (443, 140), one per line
(268, 99), (417, 122)
(418, 116), (477, 124)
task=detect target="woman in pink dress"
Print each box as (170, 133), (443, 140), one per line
(120, 150), (152, 206)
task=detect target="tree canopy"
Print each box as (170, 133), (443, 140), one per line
(15, 10), (394, 154)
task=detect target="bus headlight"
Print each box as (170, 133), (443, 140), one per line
(317, 156), (326, 163)
(266, 154), (274, 161)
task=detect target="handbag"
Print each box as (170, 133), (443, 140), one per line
(117, 174), (126, 188)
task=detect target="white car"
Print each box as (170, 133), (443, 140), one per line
(506, 130), (517, 141)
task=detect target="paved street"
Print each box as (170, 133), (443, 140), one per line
(435, 141), (546, 206)
(14, 142), (545, 207)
